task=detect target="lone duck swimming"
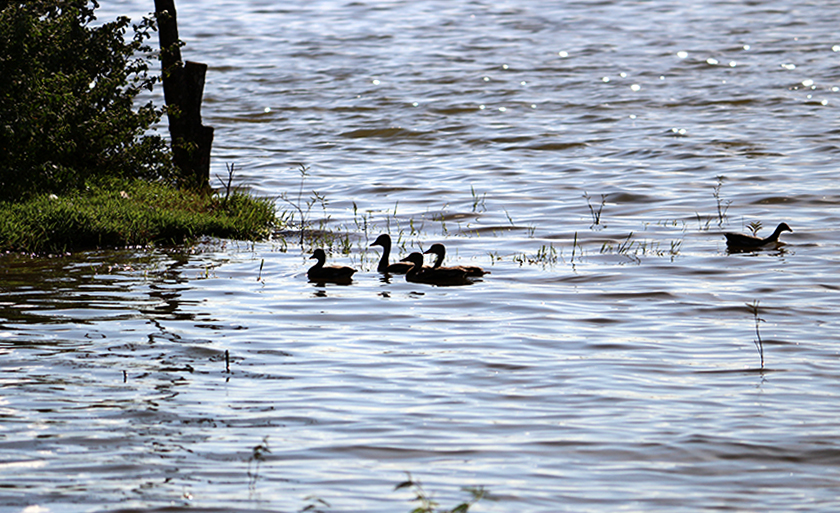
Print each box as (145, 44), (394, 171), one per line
(307, 248), (356, 284)
(423, 243), (488, 277)
(724, 222), (792, 251)
(370, 234), (413, 274)
(402, 252), (471, 286)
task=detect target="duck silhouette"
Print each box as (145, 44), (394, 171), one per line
(370, 234), (413, 274)
(423, 243), (488, 277)
(402, 252), (471, 286)
(724, 222), (792, 251)
(307, 248), (356, 284)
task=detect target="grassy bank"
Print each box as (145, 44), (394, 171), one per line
(0, 178), (276, 254)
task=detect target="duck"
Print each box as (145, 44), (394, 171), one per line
(402, 252), (472, 286)
(370, 234), (413, 274)
(724, 222), (793, 250)
(423, 243), (489, 277)
(307, 248), (356, 284)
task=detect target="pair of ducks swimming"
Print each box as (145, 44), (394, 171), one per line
(307, 234), (488, 286)
(308, 222), (793, 284)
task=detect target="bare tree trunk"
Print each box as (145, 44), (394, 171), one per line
(154, 0), (214, 192)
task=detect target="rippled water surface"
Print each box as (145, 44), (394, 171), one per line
(4, 1), (840, 511)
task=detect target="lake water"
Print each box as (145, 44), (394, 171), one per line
(4, 1), (840, 511)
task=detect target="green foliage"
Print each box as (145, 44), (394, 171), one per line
(0, 178), (276, 253)
(0, 0), (174, 201)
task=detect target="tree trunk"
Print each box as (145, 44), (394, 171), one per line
(154, 0), (214, 192)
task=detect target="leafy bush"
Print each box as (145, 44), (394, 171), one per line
(0, 0), (175, 201)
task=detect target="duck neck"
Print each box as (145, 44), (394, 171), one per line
(406, 260), (422, 278)
(766, 226), (784, 242)
(377, 242), (391, 272)
(431, 247), (445, 268)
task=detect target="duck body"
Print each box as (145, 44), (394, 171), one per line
(402, 252), (471, 286)
(370, 234), (413, 274)
(424, 243), (488, 277)
(307, 248), (356, 284)
(724, 222), (792, 250)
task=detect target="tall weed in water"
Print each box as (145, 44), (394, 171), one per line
(280, 163), (329, 246)
(746, 300), (765, 370)
(584, 192), (607, 228)
(502, 209), (536, 237)
(247, 436), (270, 495)
(698, 176), (731, 229)
(714, 176), (731, 226)
(598, 231), (683, 263)
(470, 185), (487, 213)
(600, 232), (640, 263)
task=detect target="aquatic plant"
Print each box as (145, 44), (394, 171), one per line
(512, 244), (562, 267)
(695, 176), (732, 230)
(299, 496), (331, 512)
(502, 209), (536, 237)
(748, 220), (762, 236)
(713, 175), (731, 226)
(470, 185), (487, 213)
(584, 192), (607, 228)
(280, 163), (330, 246)
(746, 300), (765, 369)
(600, 232), (640, 263)
(395, 473), (488, 513)
(598, 232), (683, 263)
(247, 436), (271, 494)
(535, 244), (559, 266)
(695, 212), (714, 231)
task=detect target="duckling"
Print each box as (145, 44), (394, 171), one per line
(423, 243), (488, 277)
(724, 222), (792, 251)
(370, 234), (413, 274)
(402, 252), (471, 286)
(307, 248), (356, 284)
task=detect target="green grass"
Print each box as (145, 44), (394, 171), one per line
(0, 178), (277, 253)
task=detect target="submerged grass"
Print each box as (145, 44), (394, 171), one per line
(0, 178), (277, 254)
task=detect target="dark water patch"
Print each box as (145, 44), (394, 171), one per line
(505, 141), (589, 152)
